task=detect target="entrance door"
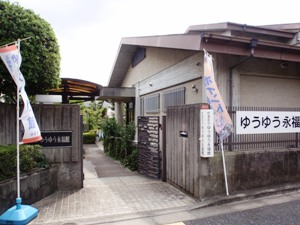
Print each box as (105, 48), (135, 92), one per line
(166, 104), (201, 197)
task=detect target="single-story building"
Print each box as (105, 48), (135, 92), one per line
(100, 22), (300, 198)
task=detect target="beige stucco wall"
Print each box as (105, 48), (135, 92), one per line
(236, 58), (300, 107)
(240, 75), (300, 107)
(122, 47), (196, 87)
(238, 58), (300, 77)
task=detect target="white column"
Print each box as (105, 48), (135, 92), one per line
(114, 102), (124, 124)
(134, 83), (141, 142)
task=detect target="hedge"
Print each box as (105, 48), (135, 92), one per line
(0, 144), (49, 182)
(83, 130), (96, 144)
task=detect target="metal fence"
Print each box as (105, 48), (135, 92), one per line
(215, 106), (300, 151)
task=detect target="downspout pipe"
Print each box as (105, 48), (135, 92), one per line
(228, 38), (257, 150)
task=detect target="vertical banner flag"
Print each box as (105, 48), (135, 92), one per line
(0, 44), (42, 143)
(203, 50), (233, 141)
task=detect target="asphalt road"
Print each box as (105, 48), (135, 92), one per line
(185, 198), (300, 225)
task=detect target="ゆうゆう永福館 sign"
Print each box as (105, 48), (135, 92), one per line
(236, 111), (300, 134)
(39, 131), (72, 147)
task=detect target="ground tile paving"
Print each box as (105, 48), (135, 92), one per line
(29, 144), (197, 225)
(29, 176), (196, 225)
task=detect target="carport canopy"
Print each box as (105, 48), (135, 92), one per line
(48, 78), (135, 103)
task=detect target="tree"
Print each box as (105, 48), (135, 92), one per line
(0, 1), (61, 103)
(80, 101), (107, 131)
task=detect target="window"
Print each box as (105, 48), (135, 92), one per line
(162, 87), (185, 112)
(132, 47), (146, 67)
(143, 94), (160, 113)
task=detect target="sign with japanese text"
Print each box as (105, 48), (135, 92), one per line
(236, 111), (300, 134)
(39, 131), (72, 147)
(200, 109), (214, 157)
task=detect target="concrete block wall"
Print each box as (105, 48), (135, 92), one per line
(199, 148), (300, 199)
(0, 166), (58, 215)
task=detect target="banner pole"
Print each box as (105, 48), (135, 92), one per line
(220, 139), (229, 196)
(0, 39), (39, 225)
(0, 37), (31, 48)
(16, 85), (20, 199)
(16, 40), (21, 208)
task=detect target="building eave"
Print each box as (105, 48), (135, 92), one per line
(97, 87), (135, 103)
(108, 34), (202, 87)
(185, 22), (296, 39)
(108, 22), (300, 88)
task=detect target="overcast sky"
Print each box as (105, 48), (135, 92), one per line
(12, 0), (300, 86)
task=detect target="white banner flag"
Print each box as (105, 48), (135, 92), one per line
(203, 50), (233, 141)
(20, 89), (42, 143)
(0, 44), (25, 91)
(0, 44), (42, 144)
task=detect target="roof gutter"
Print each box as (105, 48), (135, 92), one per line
(200, 33), (300, 62)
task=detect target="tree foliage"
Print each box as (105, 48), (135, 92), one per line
(0, 1), (61, 102)
(80, 101), (107, 131)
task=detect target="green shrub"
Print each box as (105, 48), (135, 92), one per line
(100, 118), (122, 155)
(83, 131), (96, 144)
(100, 118), (137, 171)
(0, 145), (16, 181)
(0, 144), (50, 182)
(122, 147), (138, 171)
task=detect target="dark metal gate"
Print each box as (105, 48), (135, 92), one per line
(137, 116), (160, 179)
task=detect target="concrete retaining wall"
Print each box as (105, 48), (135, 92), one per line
(0, 165), (58, 215)
(199, 148), (300, 199)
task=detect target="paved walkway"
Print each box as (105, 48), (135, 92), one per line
(84, 143), (135, 179)
(29, 143), (197, 225)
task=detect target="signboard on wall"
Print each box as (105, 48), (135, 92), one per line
(236, 111), (300, 134)
(39, 131), (72, 147)
(200, 109), (214, 158)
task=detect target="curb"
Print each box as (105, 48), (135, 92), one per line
(188, 182), (300, 211)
